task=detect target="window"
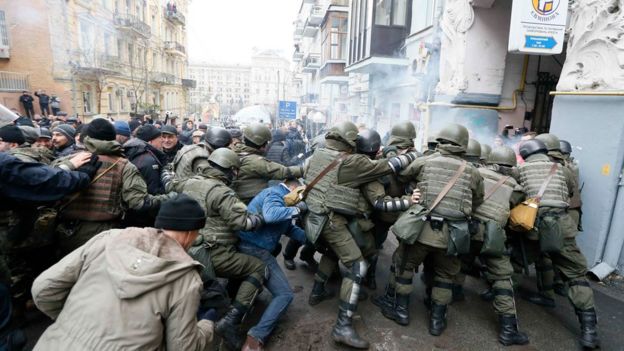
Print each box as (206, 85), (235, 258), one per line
(323, 13), (348, 61)
(82, 90), (92, 114)
(375, 0), (407, 26)
(108, 91), (115, 112)
(119, 89), (125, 111)
(411, 0), (435, 33)
(79, 20), (95, 55)
(0, 11), (7, 47)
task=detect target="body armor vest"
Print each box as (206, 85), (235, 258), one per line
(172, 144), (210, 180)
(567, 160), (582, 209)
(519, 157), (569, 208)
(304, 148), (361, 215)
(183, 176), (237, 245)
(233, 153), (271, 203)
(265, 142), (287, 165)
(419, 154), (473, 220)
(473, 168), (517, 225)
(62, 155), (128, 221)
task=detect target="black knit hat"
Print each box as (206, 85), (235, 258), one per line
(0, 125), (25, 144)
(85, 118), (116, 141)
(136, 124), (162, 142)
(155, 194), (206, 231)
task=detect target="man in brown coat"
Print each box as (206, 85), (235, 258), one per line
(32, 195), (215, 351)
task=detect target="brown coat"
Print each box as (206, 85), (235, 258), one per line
(32, 228), (213, 351)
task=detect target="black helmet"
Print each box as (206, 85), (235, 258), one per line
(519, 139), (547, 159)
(390, 121), (416, 140)
(480, 144), (492, 161)
(204, 127), (232, 149)
(535, 133), (560, 152)
(559, 140), (572, 155)
(436, 123), (469, 150)
(465, 139), (481, 158)
(488, 146), (517, 167)
(356, 129), (381, 154)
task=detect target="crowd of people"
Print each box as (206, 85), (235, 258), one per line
(0, 108), (598, 351)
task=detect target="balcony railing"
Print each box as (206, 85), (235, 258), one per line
(308, 5), (325, 26)
(165, 9), (185, 26)
(151, 72), (179, 85)
(164, 41), (186, 55)
(303, 53), (321, 72)
(114, 13), (151, 38)
(0, 71), (30, 92)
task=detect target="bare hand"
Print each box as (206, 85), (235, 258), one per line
(411, 188), (422, 204)
(69, 152), (92, 169)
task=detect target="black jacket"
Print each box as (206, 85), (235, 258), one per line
(35, 92), (50, 104)
(0, 152), (90, 208)
(19, 95), (34, 107)
(163, 141), (182, 164)
(124, 138), (167, 195)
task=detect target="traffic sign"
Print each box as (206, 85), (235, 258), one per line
(278, 100), (297, 120)
(508, 0), (568, 55)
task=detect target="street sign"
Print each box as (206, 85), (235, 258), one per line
(278, 100), (297, 120)
(508, 0), (568, 55)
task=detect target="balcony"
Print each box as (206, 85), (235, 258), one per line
(303, 53), (321, 72)
(308, 5), (325, 26)
(164, 41), (186, 56)
(303, 19), (319, 37)
(151, 72), (179, 85)
(114, 13), (151, 39)
(320, 61), (348, 84)
(294, 21), (304, 36)
(164, 9), (185, 26)
(293, 49), (304, 62)
(73, 54), (124, 76)
(182, 79), (196, 89)
(0, 71), (30, 92)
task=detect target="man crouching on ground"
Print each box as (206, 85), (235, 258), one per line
(31, 194), (215, 350)
(237, 177), (308, 350)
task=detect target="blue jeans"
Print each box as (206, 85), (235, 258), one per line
(238, 243), (294, 344)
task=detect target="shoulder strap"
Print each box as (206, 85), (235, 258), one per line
(483, 175), (511, 202)
(536, 163), (559, 201)
(428, 160), (467, 212)
(301, 152), (349, 199)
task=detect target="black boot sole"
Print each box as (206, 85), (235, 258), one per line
(380, 309), (409, 326)
(499, 337), (530, 346)
(331, 333), (370, 349)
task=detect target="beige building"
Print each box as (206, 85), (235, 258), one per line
(0, 0), (193, 122)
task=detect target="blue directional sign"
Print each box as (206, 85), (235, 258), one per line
(525, 36), (557, 50)
(278, 100), (297, 120)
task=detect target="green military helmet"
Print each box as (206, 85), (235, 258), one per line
(480, 144), (492, 161)
(488, 146), (517, 167)
(208, 147), (241, 170)
(436, 123), (469, 150)
(311, 134), (326, 151)
(328, 121), (359, 147)
(390, 121), (416, 140)
(465, 139), (481, 158)
(535, 133), (560, 151)
(243, 123), (272, 147)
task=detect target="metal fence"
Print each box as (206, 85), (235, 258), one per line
(0, 71), (30, 92)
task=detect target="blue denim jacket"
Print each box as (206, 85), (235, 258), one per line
(238, 184), (306, 252)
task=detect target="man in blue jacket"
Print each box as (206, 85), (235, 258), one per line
(237, 178), (307, 351)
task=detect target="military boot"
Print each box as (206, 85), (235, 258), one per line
(372, 284), (395, 310)
(429, 303), (447, 336)
(498, 314), (529, 346)
(575, 308), (600, 349)
(308, 280), (335, 306)
(523, 292), (555, 308)
(215, 306), (245, 351)
(331, 308), (370, 349)
(452, 284), (465, 302)
(381, 293), (409, 326)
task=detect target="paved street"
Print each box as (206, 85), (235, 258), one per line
(23, 235), (622, 351)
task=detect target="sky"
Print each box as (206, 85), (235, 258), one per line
(187, 0), (301, 64)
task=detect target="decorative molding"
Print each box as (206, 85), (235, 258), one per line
(436, 0), (475, 95)
(558, 0), (624, 91)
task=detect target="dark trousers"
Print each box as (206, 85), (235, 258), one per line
(39, 103), (50, 116)
(283, 238), (316, 261)
(51, 107), (60, 116)
(22, 105), (34, 119)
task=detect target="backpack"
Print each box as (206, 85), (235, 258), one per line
(172, 144), (210, 180)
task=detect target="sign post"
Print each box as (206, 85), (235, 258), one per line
(278, 100), (297, 120)
(508, 0), (569, 55)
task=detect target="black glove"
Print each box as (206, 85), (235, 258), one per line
(76, 154), (102, 179)
(198, 307), (218, 322)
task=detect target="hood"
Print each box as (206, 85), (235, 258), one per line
(387, 136), (414, 150)
(123, 138), (165, 163)
(199, 166), (231, 184)
(436, 143), (466, 156)
(105, 228), (201, 299)
(325, 138), (352, 152)
(234, 143), (262, 155)
(84, 136), (124, 156)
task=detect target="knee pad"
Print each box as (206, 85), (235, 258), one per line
(351, 260), (368, 284)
